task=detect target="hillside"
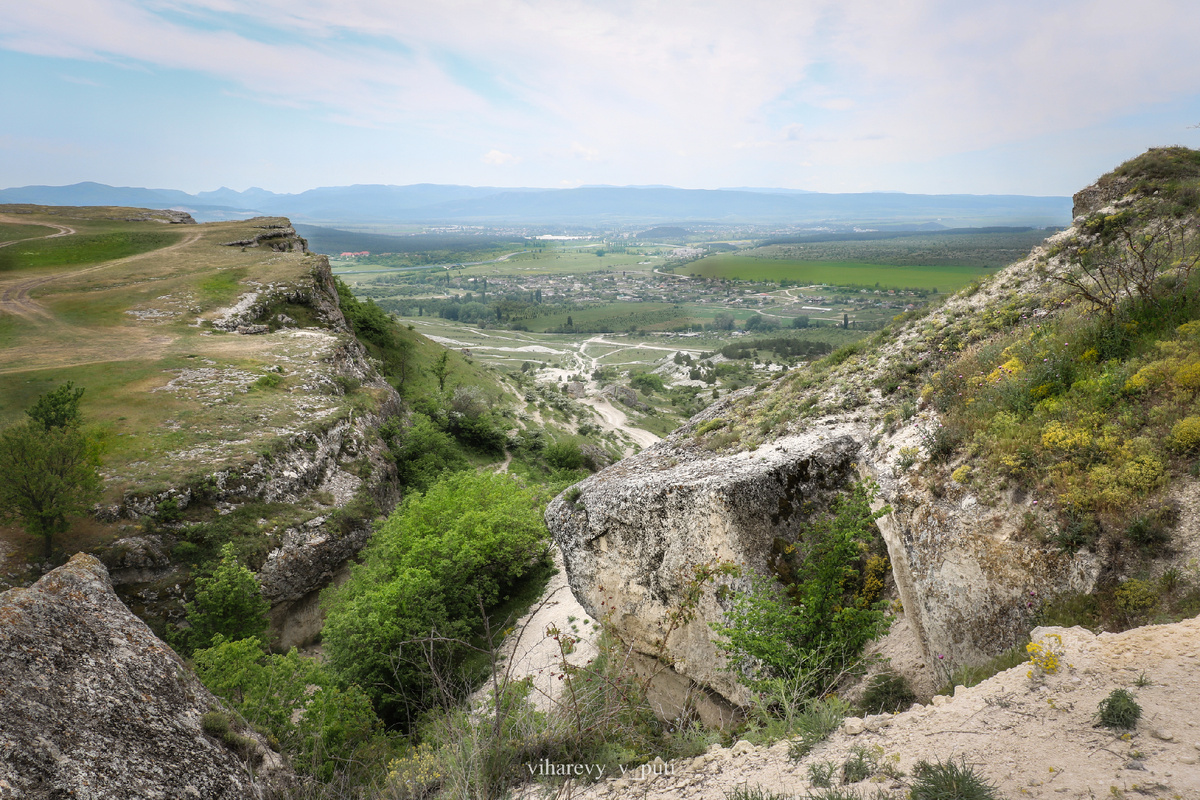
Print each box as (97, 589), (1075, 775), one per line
(545, 146), (1200, 764)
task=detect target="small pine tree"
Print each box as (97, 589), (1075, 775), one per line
(27, 381), (85, 431)
(185, 543), (271, 653)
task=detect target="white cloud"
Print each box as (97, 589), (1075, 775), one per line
(570, 142), (599, 161)
(4, 0), (1200, 191)
(482, 149), (519, 165)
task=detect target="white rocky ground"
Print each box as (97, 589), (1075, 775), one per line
(510, 616), (1200, 800)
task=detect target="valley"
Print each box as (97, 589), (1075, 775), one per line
(3, 148), (1200, 800)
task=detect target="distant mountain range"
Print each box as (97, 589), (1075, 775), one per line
(0, 181), (1072, 228)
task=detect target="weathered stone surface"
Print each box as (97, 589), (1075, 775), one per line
(0, 554), (286, 798)
(547, 425), (863, 709)
(1072, 174), (1132, 219)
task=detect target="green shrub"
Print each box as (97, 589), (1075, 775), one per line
(201, 710), (232, 738)
(321, 471), (550, 727)
(253, 372), (283, 390)
(545, 439), (585, 471)
(808, 760), (837, 788)
(1097, 688), (1141, 729)
(841, 746), (876, 783)
(860, 672), (916, 715)
(194, 636), (385, 781)
(1052, 511), (1102, 553)
(911, 757), (999, 800)
(787, 696), (852, 759)
(1126, 505), (1175, 551)
(387, 412), (469, 491)
(715, 482), (891, 698)
(183, 542), (271, 654)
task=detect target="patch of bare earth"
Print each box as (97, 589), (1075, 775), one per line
(514, 617), (1200, 800)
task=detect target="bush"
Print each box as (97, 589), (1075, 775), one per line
(911, 757), (999, 800)
(321, 471), (550, 727)
(630, 373), (665, 395)
(183, 542), (271, 654)
(716, 482), (891, 698)
(841, 745), (876, 783)
(545, 439), (585, 471)
(860, 672), (916, 715)
(789, 697), (851, 758)
(1126, 505), (1175, 551)
(387, 412), (469, 491)
(1097, 688), (1142, 730)
(1115, 579), (1158, 618)
(1170, 415), (1200, 451)
(194, 636), (386, 781)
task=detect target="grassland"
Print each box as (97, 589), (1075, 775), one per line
(0, 207), (389, 570)
(685, 254), (992, 291)
(0, 227), (183, 272)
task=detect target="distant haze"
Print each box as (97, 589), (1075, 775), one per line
(0, 181), (1072, 228)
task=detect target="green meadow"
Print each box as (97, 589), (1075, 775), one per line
(0, 223), (56, 244)
(685, 254), (993, 291)
(0, 226), (183, 272)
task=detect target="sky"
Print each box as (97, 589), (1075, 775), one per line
(3, 0), (1200, 197)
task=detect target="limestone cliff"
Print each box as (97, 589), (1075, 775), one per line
(75, 225), (404, 650)
(0, 554), (287, 797)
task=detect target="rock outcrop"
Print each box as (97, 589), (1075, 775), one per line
(0, 554), (286, 797)
(548, 425), (863, 722)
(96, 250), (403, 650)
(512, 616), (1200, 799)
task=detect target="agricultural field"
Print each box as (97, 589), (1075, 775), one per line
(684, 254), (989, 291)
(321, 223), (1055, 446)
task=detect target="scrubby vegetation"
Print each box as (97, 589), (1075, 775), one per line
(716, 482), (892, 700)
(321, 470), (552, 729)
(921, 148), (1200, 563)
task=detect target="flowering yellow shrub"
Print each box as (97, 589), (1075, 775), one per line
(1027, 633), (1068, 680)
(1118, 455), (1165, 494)
(1115, 579), (1158, 616)
(986, 356), (1024, 384)
(388, 743), (443, 799)
(951, 464), (972, 483)
(1170, 415), (1200, 451)
(1174, 361), (1200, 392)
(1042, 421), (1091, 452)
(1123, 360), (1174, 393)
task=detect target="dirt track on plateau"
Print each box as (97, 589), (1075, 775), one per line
(0, 228), (201, 323)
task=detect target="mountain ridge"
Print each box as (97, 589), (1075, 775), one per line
(0, 181), (1072, 227)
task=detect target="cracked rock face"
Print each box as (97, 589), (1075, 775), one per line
(546, 424), (864, 718)
(0, 554), (284, 798)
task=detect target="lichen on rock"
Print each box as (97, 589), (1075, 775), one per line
(0, 553), (288, 797)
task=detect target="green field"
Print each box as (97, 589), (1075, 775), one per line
(0, 226), (183, 272)
(0, 223), (57, 244)
(686, 255), (994, 291)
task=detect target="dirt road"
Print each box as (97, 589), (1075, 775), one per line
(0, 230), (202, 322)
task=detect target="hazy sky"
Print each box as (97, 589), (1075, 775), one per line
(4, 0), (1200, 196)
